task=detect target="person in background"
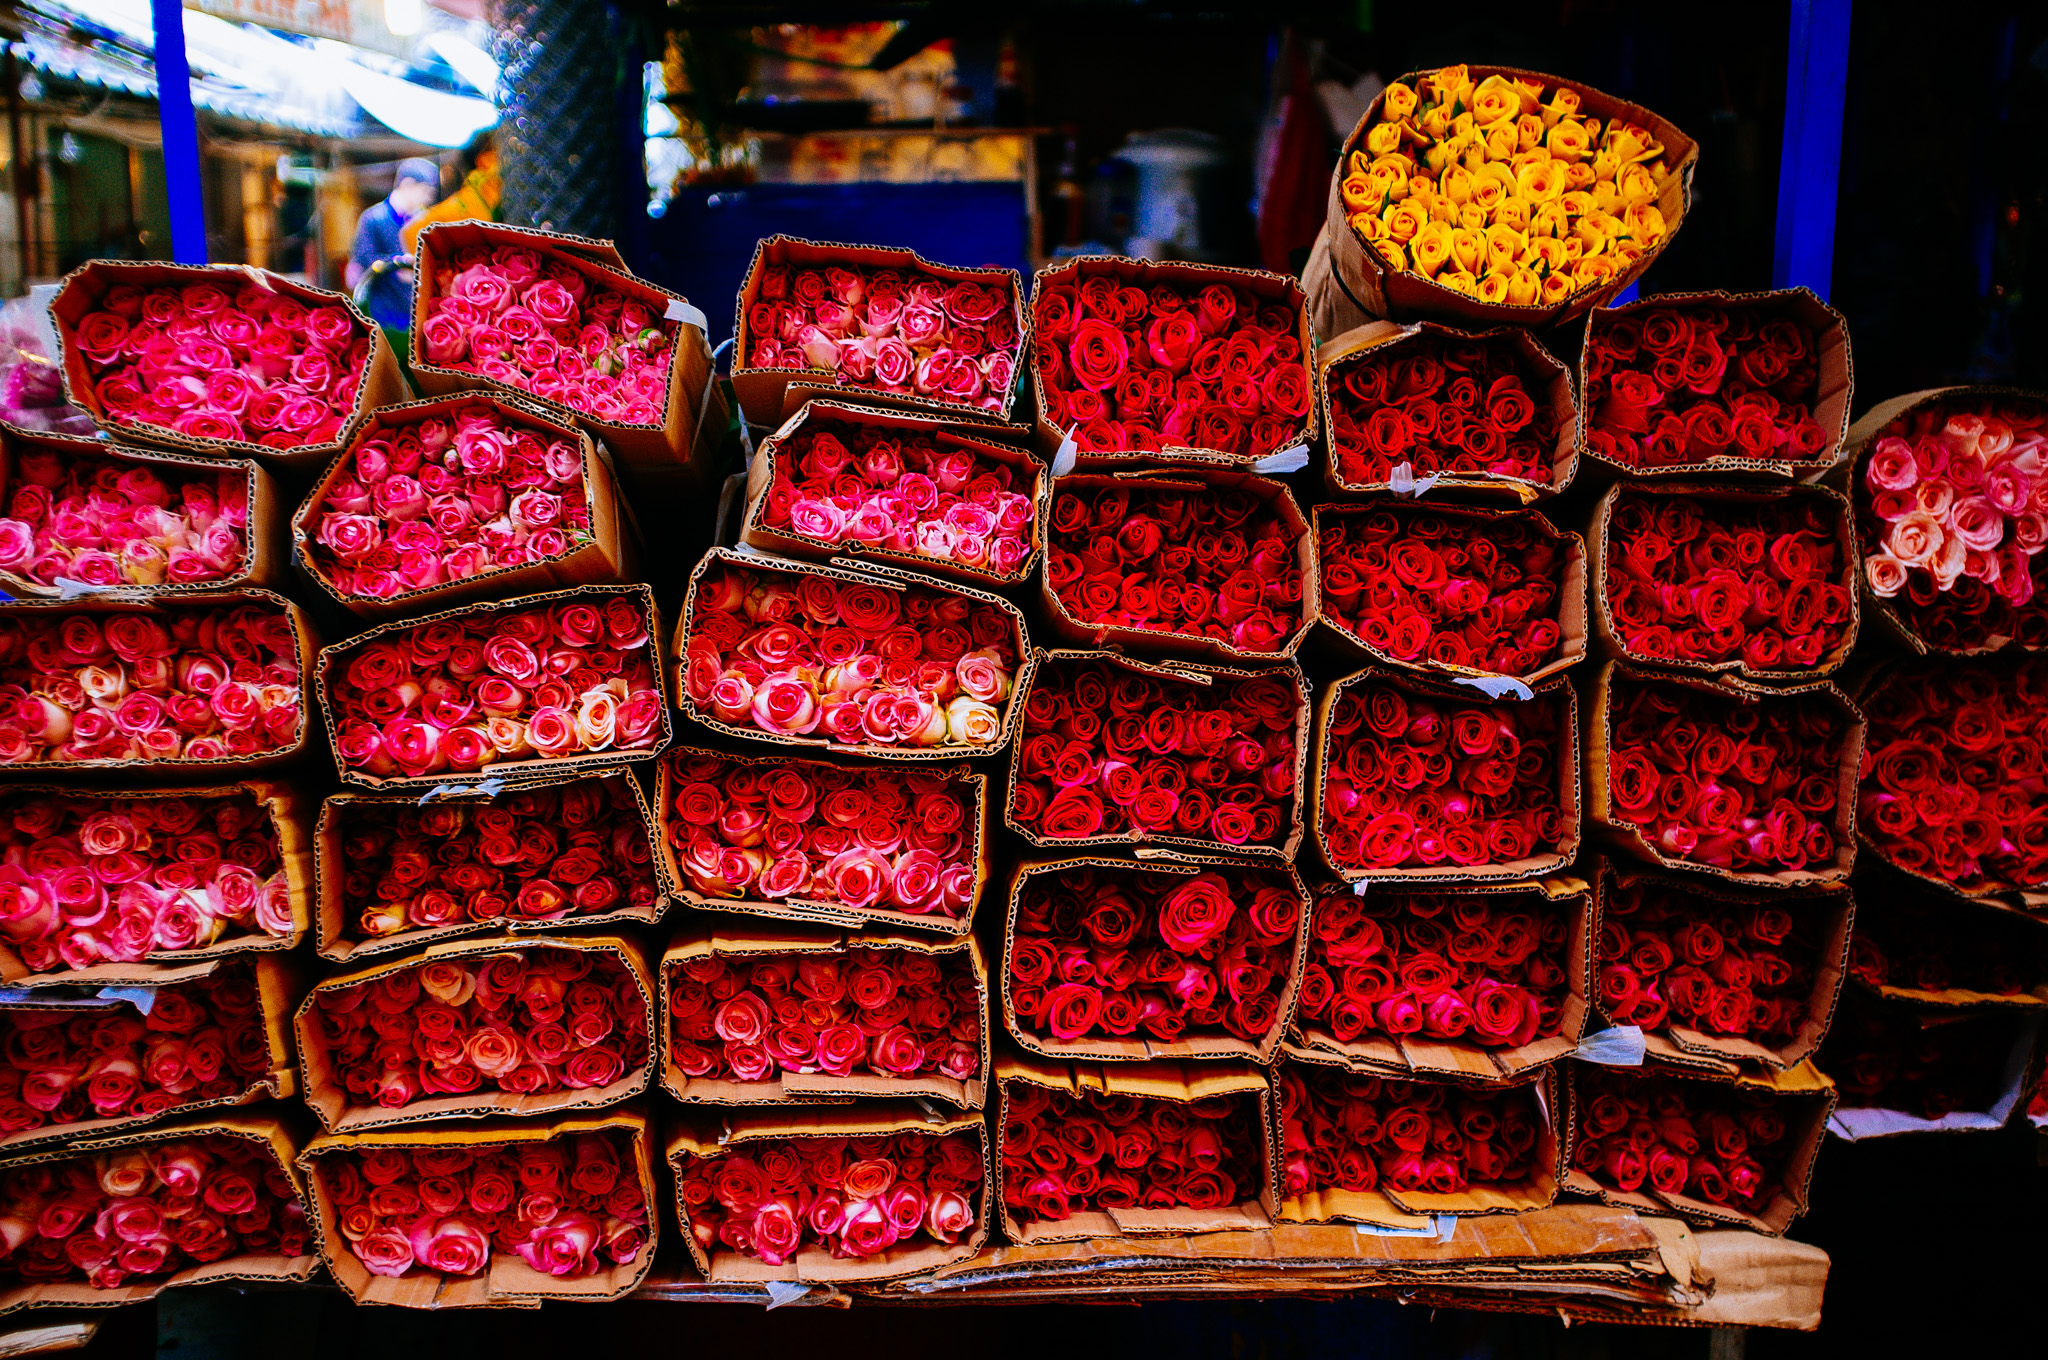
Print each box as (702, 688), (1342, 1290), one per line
(347, 158), (439, 337)
(402, 131), (500, 256)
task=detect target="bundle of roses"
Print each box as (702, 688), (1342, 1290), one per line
(302, 944), (650, 1115)
(1317, 671), (1573, 878)
(1582, 299), (1836, 471)
(1600, 667), (1857, 881)
(1009, 654), (1303, 855)
(1822, 992), (2024, 1123)
(0, 1131), (310, 1290)
(665, 941), (983, 1092)
(1854, 393), (2048, 653)
(1324, 325), (1564, 493)
(1600, 486), (1855, 674)
(59, 271), (373, 451)
(0, 598), (305, 769)
(1277, 1063), (1548, 1205)
(748, 409), (1038, 583)
(1596, 871), (1829, 1047)
(317, 1130), (649, 1283)
(326, 775), (662, 953)
(417, 240), (679, 428)
(300, 397), (608, 606)
(1006, 861), (1304, 1055)
(1847, 886), (2048, 1000)
(0, 961), (276, 1139)
(662, 748), (981, 924)
(321, 587), (664, 783)
(1031, 261), (1312, 461)
(0, 787), (297, 973)
(1044, 472), (1308, 659)
(1001, 1078), (1266, 1226)
(1295, 887), (1575, 1054)
(1316, 502), (1578, 680)
(1857, 657), (2048, 893)
(674, 1127), (983, 1266)
(679, 554), (1022, 754)
(0, 438), (255, 592)
(1571, 1066), (1802, 1219)
(739, 246), (1021, 416)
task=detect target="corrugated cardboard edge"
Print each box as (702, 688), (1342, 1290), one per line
(657, 922), (988, 1109)
(1003, 647), (1310, 862)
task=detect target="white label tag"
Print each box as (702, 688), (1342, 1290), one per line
(664, 299), (709, 331)
(1575, 1025), (1647, 1066)
(1351, 878), (1370, 896)
(55, 577), (114, 600)
(417, 777), (507, 805)
(763, 1281), (812, 1309)
(98, 986), (158, 1015)
(1386, 461), (1441, 498)
(1050, 430), (1078, 478)
(1252, 444), (1311, 475)
(1454, 675), (1535, 702)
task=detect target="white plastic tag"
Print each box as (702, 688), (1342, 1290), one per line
(55, 578), (115, 600)
(664, 299), (709, 331)
(1251, 444), (1311, 475)
(417, 777), (507, 806)
(1351, 878), (1370, 896)
(763, 1281), (812, 1309)
(1454, 675), (1535, 702)
(1352, 1214), (1456, 1241)
(1575, 1025), (1647, 1066)
(1050, 430), (1079, 478)
(98, 986), (157, 1015)
(1386, 461), (1440, 497)
(0, 987), (123, 1009)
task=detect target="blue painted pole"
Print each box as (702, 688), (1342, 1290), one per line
(148, 0), (207, 262)
(1772, 0), (1851, 298)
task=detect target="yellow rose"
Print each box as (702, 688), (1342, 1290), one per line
(1560, 235), (1587, 263)
(1437, 269), (1480, 297)
(1412, 221), (1456, 276)
(1341, 172), (1377, 212)
(1572, 255), (1618, 287)
(1457, 201), (1490, 232)
(1348, 150), (1374, 177)
(1574, 215), (1613, 255)
(1541, 87), (1582, 127)
(1348, 211), (1387, 242)
(1492, 195), (1532, 232)
(1423, 141), (1457, 174)
(1450, 228), (1485, 275)
(1439, 163), (1475, 204)
(1511, 76), (1545, 109)
(1426, 64), (1474, 110)
(1545, 120), (1591, 162)
(1474, 273), (1511, 304)
(1366, 122), (1404, 157)
(1381, 82), (1419, 121)
(1617, 162), (1661, 207)
(1482, 120), (1519, 161)
(1384, 200), (1429, 243)
(1515, 158), (1568, 203)
(1484, 223), (1527, 272)
(1469, 176), (1506, 216)
(1469, 75), (1520, 127)
(1563, 162), (1598, 192)
(1589, 180), (1622, 215)
(1517, 114), (1545, 154)
(1529, 202), (1570, 239)
(1378, 239), (1410, 272)
(1607, 122), (1663, 164)
(1426, 194), (1459, 225)
(1540, 272), (1578, 305)
(1418, 104), (1455, 141)
(1528, 236), (1570, 273)
(1505, 269), (1541, 305)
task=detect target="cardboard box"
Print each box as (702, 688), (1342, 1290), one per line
(1005, 648), (1310, 863)
(411, 221), (723, 472)
(665, 1102), (991, 1283)
(999, 854), (1310, 1064)
(1287, 875), (1593, 1083)
(313, 767), (669, 963)
(658, 922), (988, 1108)
(730, 235), (1027, 429)
(300, 1106), (658, 1307)
(0, 428), (284, 598)
(675, 547), (1033, 763)
(1026, 256), (1316, 468)
(1847, 873), (2048, 1012)
(1311, 500), (1588, 687)
(1583, 660), (1864, 889)
(313, 581), (669, 792)
(291, 393), (637, 623)
(1040, 459), (1316, 665)
(993, 1053), (1278, 1245)
(1308, 665), (1581, 886)
(48, 260), (407, 471)
(0, 1108), (319, 1316)
(1820, 988), (2042, 1139)
(293, 932), (655, 1133)
(1299, 224), (1373, 344)
(1323, 65), (1697, 330)
(0, 780), (311, 979)
(1576, 288), (1854, 481)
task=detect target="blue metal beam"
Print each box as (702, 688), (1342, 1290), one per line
(148, 0), (207, 263)
(1772, 0), (1852, 298)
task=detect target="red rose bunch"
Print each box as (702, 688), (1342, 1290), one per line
(1847, 889), (2048, 996)
(1596, 876), (1819, 1040)
(1583, 304), (1832, 469)
(1857, 658), (2048, 890)
(0, 789), (293, 971)
(1297, 888), (1570, 1049)
(1318, 505), (1569, 675)
(1032, 272), (1311, 457)
(1045, 481), (1303, 654)
(1327, 331), (1555, 487)
(0, 445), (247, 589)
(1277, 1065), (1545, 1198)
(320, 1130), (648, 1280)
(1008, 863), (1302, 1048)
(1572, 1066), (1795, 1212)
(1011, 657), (1300, 849)
(335, 776), (660, 943)
(419, 245), (677, 426)
(0, 601), (301, 767)
(67, 279), (369, 448)
(668, 945), (982, 1086)
(1822, 992), (2020, 1121)
(745, 261), (1020, 413)
(665, 751), (979, 918)
(0, 1132), (309, 1288)
(307, 402), (594, 601)
(0, 960), (271, 1134)
(757, 417), (1036, 577)
(1319, 679), (1568, 873)
(307, 945), (648, 1109)
(681, 562), (1019, 750)
(1605, 674), (1847, 873)
(676, 1130), (983, 1264)
(326, 593), (663, 779)
(1604, 490), (1852, 669)
(1002, 1083), (1263, 1222)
